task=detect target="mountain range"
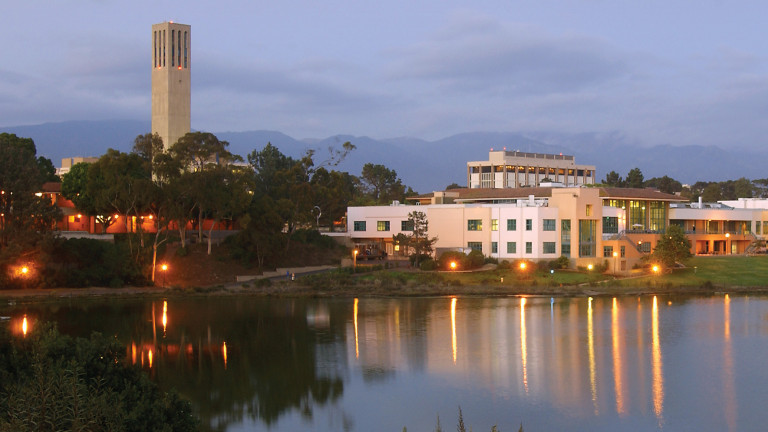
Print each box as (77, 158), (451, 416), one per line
(1, 120), (763, 193)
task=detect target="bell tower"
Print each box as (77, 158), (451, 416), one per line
(151, 22), (191, 150)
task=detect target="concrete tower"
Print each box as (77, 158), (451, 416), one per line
(151, 22), (191, 150)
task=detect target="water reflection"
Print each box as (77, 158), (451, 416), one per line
(652, 296), (664, 423)
(3, 294), (767, 431)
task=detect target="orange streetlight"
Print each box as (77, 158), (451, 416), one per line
(612, 251), (619, 276)
(450, 261), (457, 271)
(519, 262), (526, 271)
(160, 263), (168, 288)
(652, 264), (660, 274)
(353, 249), (359, 270)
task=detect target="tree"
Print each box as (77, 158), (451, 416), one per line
(403, 211), (437, 264)
(603, 171), (624, 187)
(625, 168), (644, 188)
(701, 183), (722, 202)
(61, 162), (117, 233)
(644, 175), (682, 194)
(445, 183), (463, 190)
(0, 133), (61, 249)
(651, 225), (692, 268)
(360, 163), (407, 204)
(196, 165), (252, 255)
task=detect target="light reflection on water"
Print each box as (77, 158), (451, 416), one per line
(3, 294), (768, 431)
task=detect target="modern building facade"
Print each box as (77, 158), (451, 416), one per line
(151, 21), (191, 150)
(467, 151), (596, 188)
(347, 186), (768, 274)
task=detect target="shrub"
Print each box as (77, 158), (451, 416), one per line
(550, 255), (570, 269)
(438, 251), (468, 271)
(419, 259), (437, 271)
(467, 250), (485, 269)
(409, 253), (432, 267)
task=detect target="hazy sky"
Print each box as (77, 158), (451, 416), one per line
(2, 1), (767, 148)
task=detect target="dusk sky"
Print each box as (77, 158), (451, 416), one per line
(2, 1), (767, 149)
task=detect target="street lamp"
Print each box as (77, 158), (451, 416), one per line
(612, 251), (618, 277)
(652, 264), (660, 275)
(587, 263), (594, 271)
(353, 249), (358, 270)
(450, 261), (457, 271)
(160, 263), (168, 288)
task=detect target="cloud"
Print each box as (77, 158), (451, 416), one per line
(387, 13), (629, 97)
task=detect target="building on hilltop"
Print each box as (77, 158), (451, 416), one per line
(151, 21), (191, 150)
(467, 150), (596, 188)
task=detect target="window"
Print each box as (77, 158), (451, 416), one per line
(543, 219), (556, 231)
(492, 242), (498, 254)
(579, 220), (596, 257)
(525, 242), (532, 254)
(561, 219), (571, 257)
(507, 242), (517, 254)
(401, 220), (414, 231)
(639, 242), (651, 253)
(604, 246), (614, 257)
(757, 221), (762, 235)
(467, 219), (482, 231)
(621, 245), (626, 258)
(468, 242), (483, 252)
(525, 219), (532, 231)
(377, 221), (390, 231)
(491, 219), (499, 231)
(353, 221), (366, 231)
(543, 242), (556, 254)
(649, 201), (666, 232)
(507, 219), (517, 231)
(603, 217), (618, 234)
(585, 204), (592, 217)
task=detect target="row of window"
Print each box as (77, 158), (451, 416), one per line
(353, 220), (414, 232)
(467, 218), (556, 232)
(470, 166), (593, 177)
(470, 241), (558, 254)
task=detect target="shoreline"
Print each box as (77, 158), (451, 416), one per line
(3, 280), (768, 302)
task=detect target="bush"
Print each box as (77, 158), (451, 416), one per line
(419, 259), (437, 271)
(549, 255), (570, 269)
(438, 251), (468, 271)
(410, 253), (432, 267)
(0, 324), (198, 431)
(467, 250), (485, 269)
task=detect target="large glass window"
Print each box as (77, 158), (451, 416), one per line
(603, 217), (618, 234)
(353, 221), (366, 231)
(579, 220), (596, 257)
(649, 201), (666, 232)
(507, 219), (517, 231)
(491, 219), (499, 231)
(507, 242), (517, 254)
(468, 242), (483, 252)
(543, 242), (556, 254)
(543, 219), (556, 231)
(377, 221), (390, 231)
(467, 219), (482, 231)
(561, 219), (571, 257)
(629, 200), (646, 230)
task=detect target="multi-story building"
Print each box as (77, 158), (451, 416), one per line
(347, 186), (767, 274)
(467, 150), (596, 188)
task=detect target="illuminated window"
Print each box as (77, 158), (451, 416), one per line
(377, 221), (390, 231)
(491, 219), (498, 231)
(467, 219), (482, 231)
(603, 246), (614, 257)
(586, 204), (592, 217)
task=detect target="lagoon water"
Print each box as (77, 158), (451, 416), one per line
(3, 294), (768, 431)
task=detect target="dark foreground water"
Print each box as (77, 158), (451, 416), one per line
(2, 293), (768, 431)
